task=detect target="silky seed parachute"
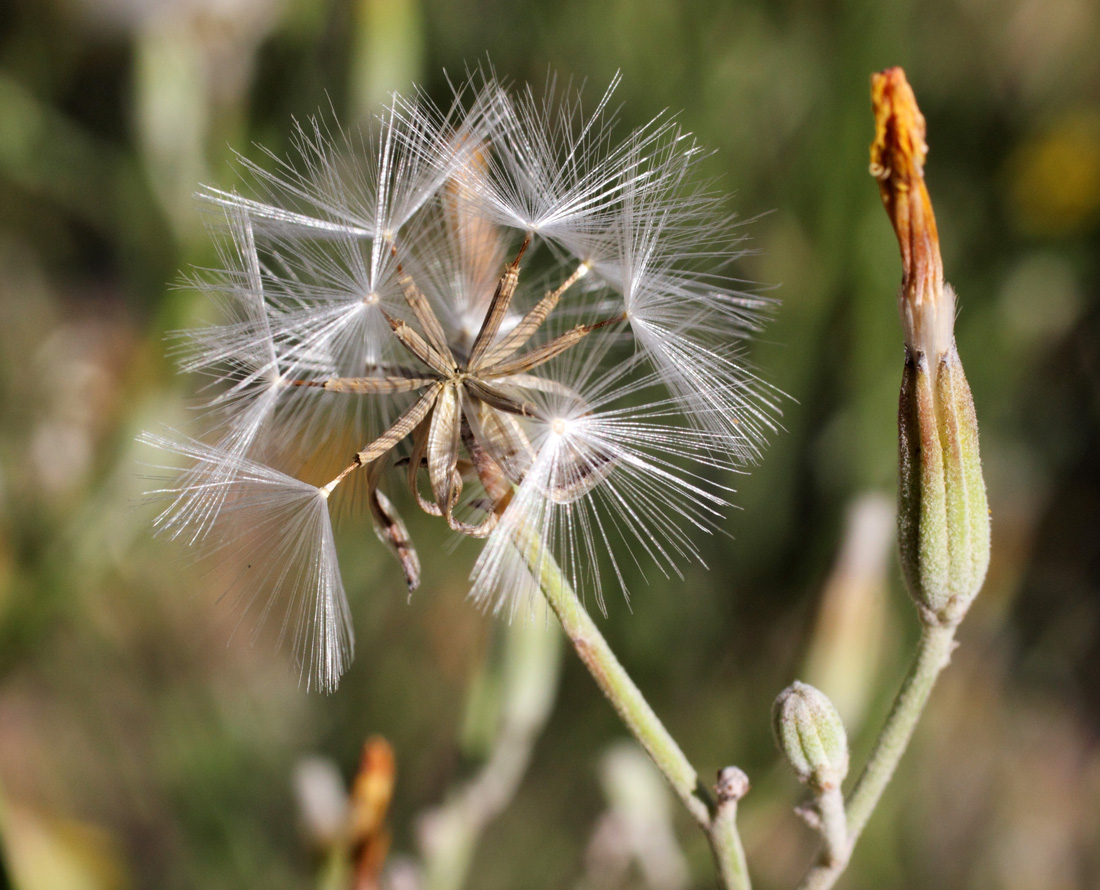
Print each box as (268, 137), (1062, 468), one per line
(143, 69), (781, 691)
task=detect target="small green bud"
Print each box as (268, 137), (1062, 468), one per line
(897, 344), (990, 626)
(772, 681), (849, 791)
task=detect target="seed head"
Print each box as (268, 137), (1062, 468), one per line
(144, 68), (779, 689)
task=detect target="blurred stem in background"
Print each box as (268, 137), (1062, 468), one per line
(134, 24), (210, 241)
(0, 72), (162, 275)
(576, 743), (691, 890)
(350, 0), (425, 125)
(417, 614), (563, 890)
(0, 778), (12, 888)
(800, 493), (894, 735)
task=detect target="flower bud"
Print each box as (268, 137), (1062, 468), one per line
(715, 765), (751, 804)
(897, 344), (990, 625)
(772, 682), (849, 792)
(870, 67), (991, 627)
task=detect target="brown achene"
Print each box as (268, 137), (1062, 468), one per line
(295, 204), (623, 589)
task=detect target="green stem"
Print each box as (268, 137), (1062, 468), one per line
(796, 623), (956, 890)
(519, 531), (753, 889)
(846, 623), (955, 836)
(710, 796), (752, 890)
(525, 541), (712, 828)
(816, 785), (848, 869)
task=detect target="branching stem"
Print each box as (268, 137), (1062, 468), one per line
(520, 528), (752, 890)
(796, 623), (957, 890)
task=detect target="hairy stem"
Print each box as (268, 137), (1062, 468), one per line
(711, 793), (752, 890)
(845, 623), (956, 836)
(527, 541), (710, 825)
(816, 785), (848, 869)
(521, 532), (751, 889)
(796, 623), (956, 890)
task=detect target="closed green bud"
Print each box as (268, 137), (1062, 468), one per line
(897, 343), (990, 626)
(772, 681), (849, 792)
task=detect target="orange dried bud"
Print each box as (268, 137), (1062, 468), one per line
(349, 736), (396, 890)
(870, 67), (953, 362)
(872, 68), (991, 627)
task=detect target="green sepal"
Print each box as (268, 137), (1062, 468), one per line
(897, 344), (990, 626)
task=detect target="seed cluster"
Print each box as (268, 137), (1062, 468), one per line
(144, 70), (779, 690)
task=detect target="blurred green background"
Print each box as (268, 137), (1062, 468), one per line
(1, 0), (1099, 888)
